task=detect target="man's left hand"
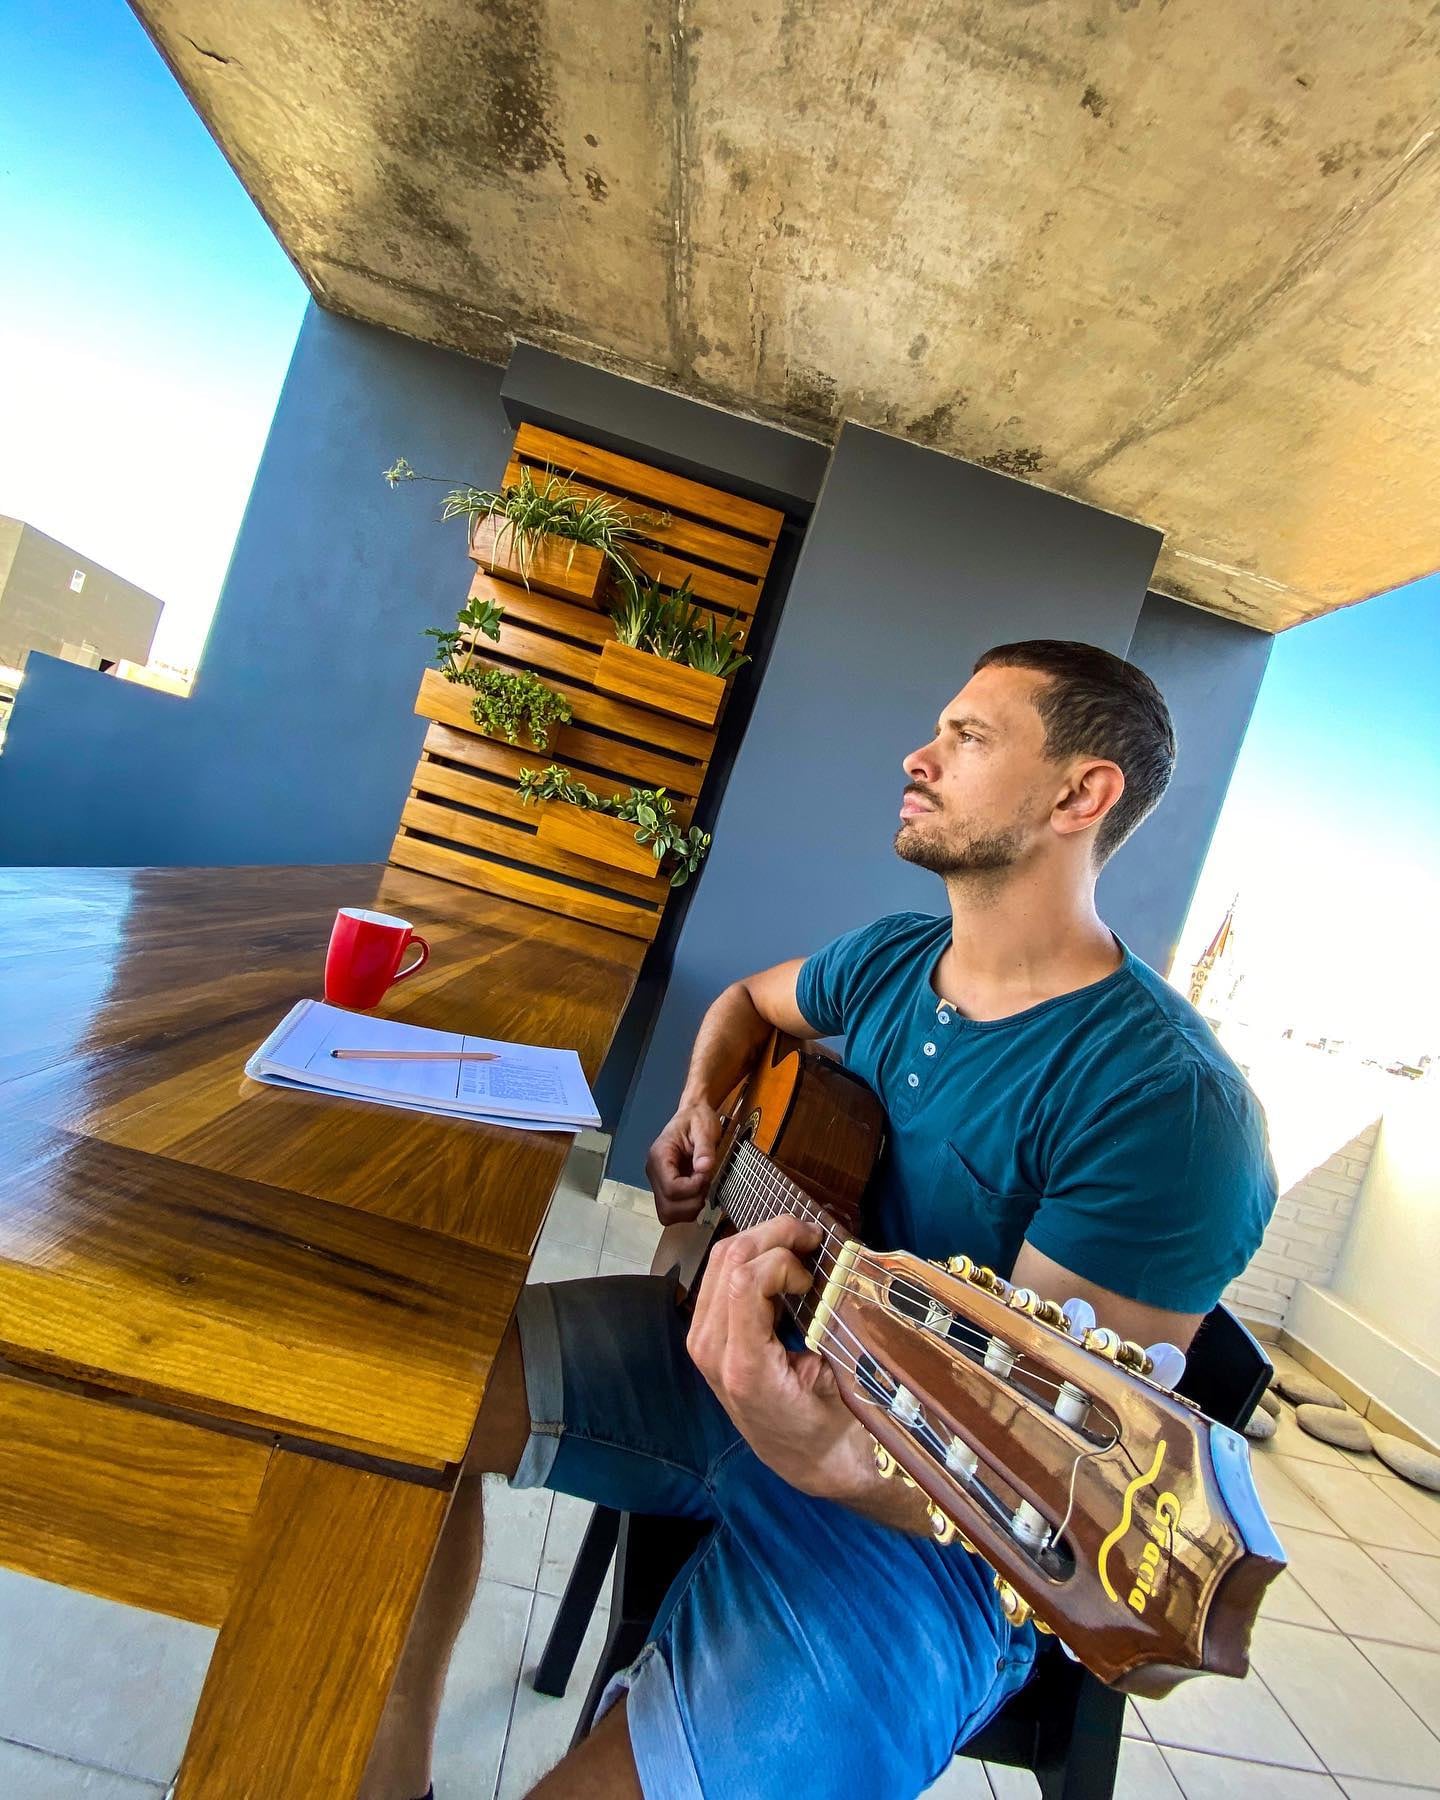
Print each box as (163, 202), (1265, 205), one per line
(685, 1215), (876, 1503)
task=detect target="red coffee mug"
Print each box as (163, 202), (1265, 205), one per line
(323, 907), (431, 1009)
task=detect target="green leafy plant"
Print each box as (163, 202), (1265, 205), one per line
(515, 763), (605, 810)
(684, 612), (750, 678)
(471, 668), (572, 750)
(609, 574), (668, 648)
(513, 771), (712, 887)
(644, 584), (705, 661)
(424, 594), (505, 685)
(384, 456), (667, 599)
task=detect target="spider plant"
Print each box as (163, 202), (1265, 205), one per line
(684, 613), (749, 679)
(645, 584), (705, 661)
(384, 456), (667, 597)
(609, 575), (668, 649)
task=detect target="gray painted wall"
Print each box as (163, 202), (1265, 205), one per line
(1097, 594), (1272, 974)
(0, 517), (163, 670)
(0, 307), (511, 865)
(606, 424), (1171, 1182)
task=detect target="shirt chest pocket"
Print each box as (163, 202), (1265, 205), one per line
(926, 1138), (1042, 1275)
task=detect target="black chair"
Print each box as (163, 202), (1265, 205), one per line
(534, 1303), (1272, 1799)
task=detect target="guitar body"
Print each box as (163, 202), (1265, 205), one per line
(660, 1034), (885, 1293)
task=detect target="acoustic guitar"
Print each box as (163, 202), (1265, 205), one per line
(689, 1031), (1286, 1697)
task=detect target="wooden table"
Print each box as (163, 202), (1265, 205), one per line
(0, 863), (645, 1796)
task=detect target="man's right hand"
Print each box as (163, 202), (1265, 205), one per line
(645, 1101), (723, 1223)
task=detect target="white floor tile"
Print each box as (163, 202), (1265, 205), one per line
(1279, 1529), (1440, 1650)
(979, 1762), (1038, 1797)
(0, 1741), (162, 1798)
(1370, 1473), (1440, 1539)
(431, 1577), (534, 1800)
(1262, 1571), (1339, 1631)
(597, 1251), (653, 1280)
(0, 1571), (213, 1784)
(1281, 1463), (1440, 1554)
(1249, 1619), (1440, 1784)
(537, 1494), (610, 1601)
(1361, 1545), (1440, 1626)
(538, 1187), (608, 1257)
(495, 1590), (614, 1800)
(1161, 1747), (1342, 1797)
(481, 1475), (555, 1593)
(1124, 1699), (1150, 1738)
(1254, 1454), (1348, 1538)
(1135, 1659), (1321, 1769)
(526, 1236), (603, 1286)
(1354, 1638), (1440, 1727)
(917, 1752), (994, 1796)
(1114, 1738), (1186, 1798)
(1337, 1780), (1440, 1798)
(601, 1207), (664, 1266)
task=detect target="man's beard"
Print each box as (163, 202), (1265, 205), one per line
(893, 811), (1026, 878)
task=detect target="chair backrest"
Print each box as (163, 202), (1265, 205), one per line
(1174, 1303), (1272, 1430)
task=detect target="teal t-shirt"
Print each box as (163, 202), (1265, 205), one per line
(795, 911), (1278, 1314)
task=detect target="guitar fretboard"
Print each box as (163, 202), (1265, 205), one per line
(713, 1138), (848, 1336)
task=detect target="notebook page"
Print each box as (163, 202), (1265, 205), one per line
(253, 1001), (598, 1124)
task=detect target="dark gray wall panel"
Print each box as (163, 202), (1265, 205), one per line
(1101, 593), (1272, 976)
(606, 423), (1163, 1183)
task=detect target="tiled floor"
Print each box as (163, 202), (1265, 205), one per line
(1, 1166), (1437, 1798)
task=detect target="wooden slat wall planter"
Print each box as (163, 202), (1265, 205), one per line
(468, 514), (606, 605)
(389, 424), (784, 942)
(536, 806), (663, 879)
(594, 641), (725, 728)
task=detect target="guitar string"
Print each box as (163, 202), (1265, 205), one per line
(719, 1146), (1098, 1412)
(722, 1139), (1151, 1415)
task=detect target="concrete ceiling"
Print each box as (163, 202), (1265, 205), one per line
(134, 1), (1440, 633)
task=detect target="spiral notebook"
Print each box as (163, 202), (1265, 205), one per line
(244, 999), (601, 1131)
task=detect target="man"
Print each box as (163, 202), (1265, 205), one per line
(362, 639), (1279, 1800)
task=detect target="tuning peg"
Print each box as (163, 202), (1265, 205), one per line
(1116, 1339), (1151, 1374)
(1034, 1298), (1069, 1330)
(993, 1575), (1033, 1627)
(1007, 1286), (1040, 1315)
(944, 1254), (974, 1279)
(872, 1441), (897, 1479)
(927, 1503), (959, 1545)
(1145, 1342), (1188, 1389)
(1082, 1326), (1122, 1360)
(1061, 1297), (1097, 1337)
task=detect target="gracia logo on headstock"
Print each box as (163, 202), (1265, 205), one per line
(1096, 1441), (1183, 1614)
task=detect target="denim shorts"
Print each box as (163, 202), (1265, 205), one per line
(511, 1272), (1036, 1800)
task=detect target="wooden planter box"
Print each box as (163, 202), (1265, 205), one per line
(468, 514), (606, 606)
(594, 640), (725, 729)
(536, 804), (662, 880)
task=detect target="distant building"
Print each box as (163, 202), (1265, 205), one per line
(0, 517), (163, 675)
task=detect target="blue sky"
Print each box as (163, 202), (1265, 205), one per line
(4, 2), (1437, 1054)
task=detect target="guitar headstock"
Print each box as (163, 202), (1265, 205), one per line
(818, 1247), (1286, 1694)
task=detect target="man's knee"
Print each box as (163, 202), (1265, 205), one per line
(464, 1315), (531, 1479)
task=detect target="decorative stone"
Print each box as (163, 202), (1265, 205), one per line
(1276, 1370), (1345, 1409)
(1295, 1403), (1373, 1452)
(1243, 1407), (1277, 1441)
(1372, 1432), (1440, 1493)
(1259, 1389), (1283, 1418)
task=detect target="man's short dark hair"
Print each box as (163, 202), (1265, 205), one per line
(974, 639), (1176, 867)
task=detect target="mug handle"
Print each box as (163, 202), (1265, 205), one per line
(393, 932), (431, 983)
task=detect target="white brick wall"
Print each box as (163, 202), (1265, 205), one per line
(1222, 1121), (1379, 1330)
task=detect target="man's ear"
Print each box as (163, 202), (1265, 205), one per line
(1053, 761), (1124, 837)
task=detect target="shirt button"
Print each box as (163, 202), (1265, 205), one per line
(907, 1073), (920, 1088)
(923, 1041), (936, 1056)
(938, 1011), (951, 1025)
